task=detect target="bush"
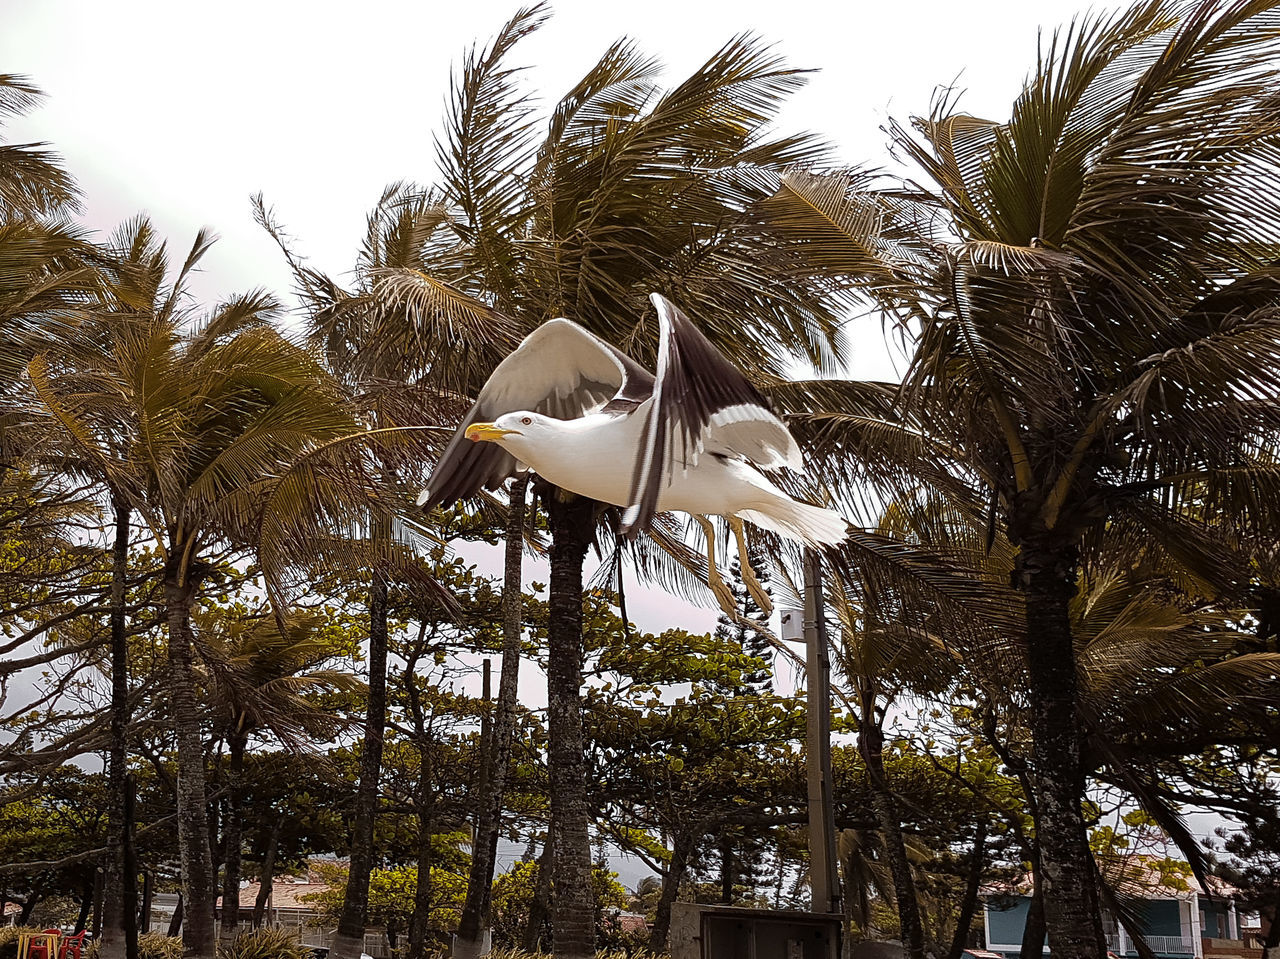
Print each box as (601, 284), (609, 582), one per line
(216, 929), (310, 959)
(137, 933), (183, 959)
(0, 928), (41, 959)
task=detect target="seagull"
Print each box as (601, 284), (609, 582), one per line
(419, 292), (848, 616)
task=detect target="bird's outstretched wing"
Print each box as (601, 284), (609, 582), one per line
(421, 318), (654, 510)
(621, 293), (802, 536)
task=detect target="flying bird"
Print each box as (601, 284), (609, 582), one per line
(419, 293), (847, 616)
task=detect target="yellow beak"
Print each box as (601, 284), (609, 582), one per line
(465, 422), (521, 443)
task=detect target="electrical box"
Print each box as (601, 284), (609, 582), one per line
(670, 903), (841, 959)
(779, 608), (805, 642)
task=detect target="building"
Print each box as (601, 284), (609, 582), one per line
(210, 872), (390, 958)
(982, 859), (1256, 959)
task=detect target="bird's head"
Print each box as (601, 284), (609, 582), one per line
(464, 411), (549, 452)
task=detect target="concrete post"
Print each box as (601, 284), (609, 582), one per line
(804, 550), (841, 915)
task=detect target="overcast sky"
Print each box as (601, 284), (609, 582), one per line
(4, 0), (1100, 325)
(1, 0), (1111, 658)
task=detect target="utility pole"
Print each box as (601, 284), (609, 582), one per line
(478, 657), (492, 797)
(804, 549), (841, 915)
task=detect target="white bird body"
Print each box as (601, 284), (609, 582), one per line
(487, 408), (847, 546)
(421, 293), (848, 615)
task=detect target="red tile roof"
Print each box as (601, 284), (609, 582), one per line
(217, 882), (330, 912)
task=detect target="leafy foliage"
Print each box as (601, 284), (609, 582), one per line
(216, 930), (311, 959)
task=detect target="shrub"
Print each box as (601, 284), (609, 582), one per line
(216, 929), (310, 959)
(0, 928), (42, 959)
(137, 933), (183, 959)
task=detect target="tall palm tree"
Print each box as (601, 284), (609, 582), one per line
(1, 73), (142, 959)
(827, 564), (962, 959)
(27, 217), (356, 959)
(403, 8), (860, 955)
(851, 488), (1279, 956)
(253, 182), (509, 959)
(15, 225), (148, 959)
(201, 613), (360, 939)
(765, 3), (1280, 954)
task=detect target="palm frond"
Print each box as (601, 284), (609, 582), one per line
(0, 75), (80, 217)
(435, 2), (549, 299)
(363, 267), (520, 390)
(762, 170), (931, 306)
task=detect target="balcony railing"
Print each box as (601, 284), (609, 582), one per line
(1105, 934), (1195, 956)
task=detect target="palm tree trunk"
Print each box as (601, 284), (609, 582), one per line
(220, 727), (248, 940)
(1019, 882), (1046, 959)
(1020, 534), (1106, 959)
(167, 893), (184, 937)
(544, 488), (595, 959)
(123, 773), (140, 959)
(140, 869), (154, 934)
(454, 474), (528, 959)
(859, 683), (928, 959)
(18, 885), (41, 926)
(1260, 898), (1279, 959)
(521, 840), (554, 953)
(251, 823), (280, 929)
(720, 835), (734, 904)
(946, 822), (987, 959)
(165, 559), (218, 959)
(864, 766), (928, 955)
(329, 558), (389, 959)
(407, 763), (435, 959)
(78, 873), (94, 932)
(648, 830), (695, 953)
(100, 497), (132, 959)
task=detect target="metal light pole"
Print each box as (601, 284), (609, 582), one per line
(804, 549), (841, 915)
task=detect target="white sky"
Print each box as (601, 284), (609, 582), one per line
(3, 0), (1101, 628)
(4, 0), (1098, 337)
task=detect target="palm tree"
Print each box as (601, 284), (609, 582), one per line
(0, 70), (96, 374)
(0, 74), (78, 220)
(765, 3), (1280, 954)
(200, 613), (361, 939)
(16, 226), (147, 959)
(399, 9), (861, 954)
(1, 73), (144, 959)
(253, 182), (509, 959)
(1, 73), (106, 457)
(27, 217), (356, 959)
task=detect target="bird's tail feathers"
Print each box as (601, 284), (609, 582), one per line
(740, 500), (848, 548)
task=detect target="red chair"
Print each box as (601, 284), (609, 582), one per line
(59, 931), (88, 959)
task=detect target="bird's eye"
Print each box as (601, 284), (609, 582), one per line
(521, 416), (532, 425)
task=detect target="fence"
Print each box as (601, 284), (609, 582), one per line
(234, 917), (391, 958)
(1105, 934), (1196, 956)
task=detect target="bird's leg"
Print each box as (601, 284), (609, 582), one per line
(695, 514), (736, 617)
(730, 516), (773, 617)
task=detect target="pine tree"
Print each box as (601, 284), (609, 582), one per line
(711, 541), (774, 695)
